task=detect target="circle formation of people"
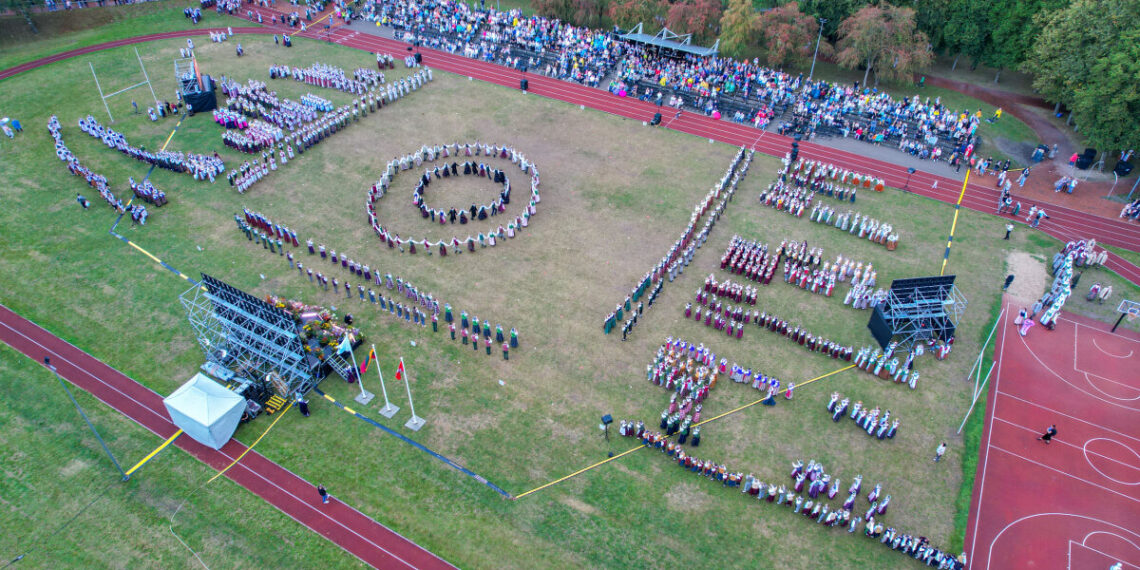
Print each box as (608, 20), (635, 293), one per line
(366, 142), (541, 255)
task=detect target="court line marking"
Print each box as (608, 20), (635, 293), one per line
(969, 304), (1008, 557)
(1069, 537), (1140, 570)
(1082, 438), (1140, 486)
(1015, 331), (1139, 409)
(988, 514), (1140, 570)
(989, 445), (1140, 504)
(996, 390), (1140, 443)
(992, 416), (1140, 474)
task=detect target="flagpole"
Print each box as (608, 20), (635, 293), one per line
(347, 339), (374, 405)
(374, 344), (399, 418)
(401, 357), (426, 431)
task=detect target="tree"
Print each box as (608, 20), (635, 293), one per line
(835, 4), (932, 86)
(938, 0), (987, 69)
(981, 0), (1068, 80)
(717, 0), (760, 59)
(1070, 31), (1140, 153)
(1024, 0), (1140, 151)
(796, 0), (869, 38)
(608, 0), (669, 30)
(572, 0), (609, 29)
(754, 1), (831, 68)
(665, 0), (724, 45)
(533, 0), (575, 23)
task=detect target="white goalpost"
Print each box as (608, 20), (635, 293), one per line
(89, 47), (161, 123)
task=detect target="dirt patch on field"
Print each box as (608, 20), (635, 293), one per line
(1006, 251), (1048, 305)
(664, 481), (711, 513)
(59, 458), (90, 478)
(559, 496), (599, 515)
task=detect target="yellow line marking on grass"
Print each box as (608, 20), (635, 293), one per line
(513, 364), (855, 499)
(125, 429), (182, 477)
(207, 401), (292, 483)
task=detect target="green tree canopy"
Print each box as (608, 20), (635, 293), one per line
(835, 4), (932, 86)
(717, 0), (760, 59)
(1070, 31), (1140, 153)
(754, 1), (831, 68)
(1025, 0), (1140, 152)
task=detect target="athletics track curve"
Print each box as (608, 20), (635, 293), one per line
(1, 20), (1137, 283)
(0, 303), (454, 570)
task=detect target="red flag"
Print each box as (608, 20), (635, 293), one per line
(360, 348), (375, 375)
(395, 359), (405, 381)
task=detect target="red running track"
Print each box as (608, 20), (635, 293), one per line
(963, 301), (1140, 569)
(0, 303), (454, 570)
(1, 22), (1137, 283)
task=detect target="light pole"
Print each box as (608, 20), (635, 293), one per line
(808, 18), (828, 82)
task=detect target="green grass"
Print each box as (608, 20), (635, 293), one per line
(948, 293), (1002, 553)
(0, 1), (251, 71)
(0, 33), (1137, 569)
(1103, 243), (1140, 269)
(0, 343), (364, 569)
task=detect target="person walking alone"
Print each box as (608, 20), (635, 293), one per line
(1037, 424), (1058, 445)
(934, 442), (947, 462)
(317, 483), (330, 504)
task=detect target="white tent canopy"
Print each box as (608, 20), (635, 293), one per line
(163, 373), (245, 450)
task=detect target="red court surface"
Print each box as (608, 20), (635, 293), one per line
(965, 300), (1140, 570)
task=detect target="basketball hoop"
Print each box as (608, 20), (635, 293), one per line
(1112, 299), (1139, 331)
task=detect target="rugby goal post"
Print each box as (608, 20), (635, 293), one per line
(89, 47), (161, 123)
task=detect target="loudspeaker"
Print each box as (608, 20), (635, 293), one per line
(1114, 161), (1133, 177)
(789, 141), (799, 163)
(520, 79), (528, 91)
(1083, 148), (1096, 158)
(650, 112), (662, 126)
(1076, 156), (1093, 170)
(414, 52), (422, 64)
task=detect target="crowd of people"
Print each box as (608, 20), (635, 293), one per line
(129, 176), (166, 206)
(614, 416), (964, 567)
(1121, 199), (1140, 222)
(49, 115), (136, 216)
(221, 78), (322, 130)
(605, 147), (753, 338)
(269, 62), (383, 95)
(827, 392), (901, 440)
(410, 161), (513, 225)
(851, 340), (943, 389)
(370, 0), (622, 86)
(219, 67), (431, 193)
(77, 115), (225, 180)
(234, 210), (520, 357)
(367, 142), (540, 256)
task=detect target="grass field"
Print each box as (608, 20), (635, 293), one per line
(0, 31), (1137, 569)
(0, 343), (365, 568)
(0, 0), (245, 71)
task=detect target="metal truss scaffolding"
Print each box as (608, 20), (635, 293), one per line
(180, 274), (317, 396)
(868, 275), (967, 349)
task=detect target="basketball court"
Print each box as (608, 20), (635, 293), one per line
(965, 300), (1140, 569)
